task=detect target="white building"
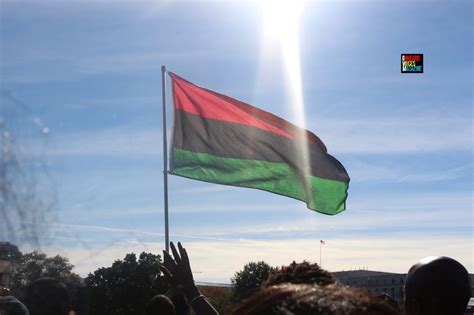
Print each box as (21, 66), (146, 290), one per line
(332, 269), (474, 306)
(332, 270), (407, 302)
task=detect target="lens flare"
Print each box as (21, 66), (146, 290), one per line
(258, 0), (311, 179)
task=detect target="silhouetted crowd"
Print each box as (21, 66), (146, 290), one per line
(0, 241), (471, 315)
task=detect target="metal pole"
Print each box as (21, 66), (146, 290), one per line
(320, 242), (321, 267)
(161, 65), (169, 253)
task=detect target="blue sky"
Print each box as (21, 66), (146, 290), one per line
(1, 0), (472, 282)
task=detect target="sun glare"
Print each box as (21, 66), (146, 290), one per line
(258, 0), (311, 174)
(261, 0), (304, 41)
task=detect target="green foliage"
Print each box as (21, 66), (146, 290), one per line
(85, 252), (167, 315)
(10, 250), (82, 297)
(231, 261), (273, 303)
(0, 242), (22, 262)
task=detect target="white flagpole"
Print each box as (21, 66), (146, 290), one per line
(161, 65), (169, 253)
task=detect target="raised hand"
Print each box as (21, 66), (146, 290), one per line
(161, 241), (194, 291)
(160, 241), (219, 315)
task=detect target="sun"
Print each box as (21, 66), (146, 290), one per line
(260, 0), (305, 41)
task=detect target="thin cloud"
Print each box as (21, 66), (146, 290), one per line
(61, 96), (159, 110)
(172, 191), (472, 236)
(45, 126), (162, 157)
(2, 51), (211, 84)
(48, 190), (472, 246)
(54, 190), (472, 235)
(76, 51), (210, 76)
(314, 115), (471, 154)
(53, 223), (234, 244)
(349, 162), (470, 183)
(37, 235), (473, 281)
(37, 114), (471, 157)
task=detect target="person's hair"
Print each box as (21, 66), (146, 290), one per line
(405, 256), (471, 315)
(231, 283), (399, 315)
(24, 277), (70, 315)
(263, 261), (336, 287)
(0, 296), (30, 315)
(145, 294), (175, 315)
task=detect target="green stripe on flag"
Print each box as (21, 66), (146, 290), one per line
(171, 148), (347, 215)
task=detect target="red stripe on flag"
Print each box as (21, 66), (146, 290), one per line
(170, 73), (328, 151)
(171, 73), (293, 139)
(205, 86), (328, 151)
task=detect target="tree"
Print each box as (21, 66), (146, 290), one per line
(0, 242), (22, 262)
(85, 252), (167, 315)
(231, 261), (273, 303)
(10, 250), (82, 297)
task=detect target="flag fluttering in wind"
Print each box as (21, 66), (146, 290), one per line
(169, 73), (349, 215)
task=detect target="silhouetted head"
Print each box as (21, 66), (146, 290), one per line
(145, 294), (175, 315)
(263, 261), (336, 287)
(404, 256), (471, 315)
(0, 296), (30, 315)
(24, 277), (70, 315)
(231, 283), (399, 315)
